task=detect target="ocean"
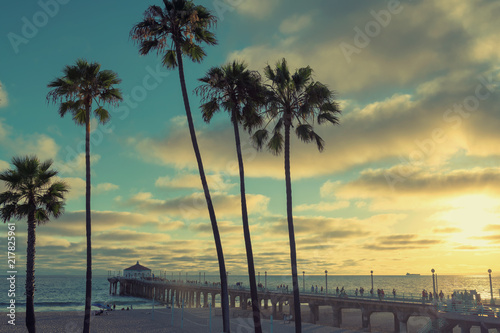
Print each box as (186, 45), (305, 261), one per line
(1, 274), (497, 312)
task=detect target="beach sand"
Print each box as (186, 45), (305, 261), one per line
(1, 306), (490, 332)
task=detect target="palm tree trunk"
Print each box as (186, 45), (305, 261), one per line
(284, 121), (302, 332)
(174, 46), (230, 332)
(232, 111), (262, 333)
(25, 196), (36, 333)
(83, 105), (92, 333)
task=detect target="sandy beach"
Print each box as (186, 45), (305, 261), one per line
(2, 307), (345, 333)
(1, 306), (490, 333)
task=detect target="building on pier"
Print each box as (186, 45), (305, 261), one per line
(123, 261), (151, 279)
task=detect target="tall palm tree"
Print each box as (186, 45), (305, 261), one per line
(196, 60), (267, 333)
(46, 59), (122, 333)
(0, 156), (68, 333)
(253, 58), (341, 333)
(130, 2), (231, 331)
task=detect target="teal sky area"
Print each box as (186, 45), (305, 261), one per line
(1, 0), (499, 277)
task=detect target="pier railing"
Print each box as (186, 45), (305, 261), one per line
(110, 276), (500, 318)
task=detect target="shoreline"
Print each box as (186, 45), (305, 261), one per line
(1, 306), (491, 332)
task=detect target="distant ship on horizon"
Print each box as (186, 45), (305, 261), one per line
(406, 273), (420, 276)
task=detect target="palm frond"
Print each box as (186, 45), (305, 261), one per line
(94, 106), (110, 124)
(162, 50), (177, 68)
(317, 111), (340, 125)
(295, 124), (314, 143)
(200, 99), (220, 123)
(252, 129), (269, 150)
(267, 131), (283, 155)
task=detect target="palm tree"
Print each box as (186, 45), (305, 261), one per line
(130, 2), (231, 331)
(0, 156), (68, 333)
(253, 58), (341, 332)
(46, 59), (122, 333)
(196, 60), (267, 333)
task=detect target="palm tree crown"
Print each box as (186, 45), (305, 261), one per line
(253, 58), (341, 153)
(0, 156), (67, 223)
(130, 0), (217, 68)
(47, 58), (122, 123)
(197, 60), (266, 129)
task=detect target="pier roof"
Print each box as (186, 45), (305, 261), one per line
(124, 261), (151, 271)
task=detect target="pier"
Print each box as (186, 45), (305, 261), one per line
(108, 277), (500, 332)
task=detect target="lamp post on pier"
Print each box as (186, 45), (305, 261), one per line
(265, 271), (267, 290)
(431, 268), (436, 296)
(371, 270), (374, 292)
(325, 270), (328, 294)
(303, 271), (305, 293)
(436, 273), (439, 294)
(488, 269), (494, 305)
(199, 272), (201, 284)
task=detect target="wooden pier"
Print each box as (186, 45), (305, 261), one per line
(108, 277), (500, 333)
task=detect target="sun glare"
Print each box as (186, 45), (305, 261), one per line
(433, 194), (500, 244)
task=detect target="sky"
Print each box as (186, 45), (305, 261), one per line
(0, 0), (499, 278)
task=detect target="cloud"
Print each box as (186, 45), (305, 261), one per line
(432, 227), (462, 234)
(129, 68), (500, 180)
(0, 119), (9, 142)
(336, 166), (500, 210)
(363, 234), (442, 251)
(235, 0), (281, 19)
(10, 134), (60, 161)
(57, 177), (117, 200)
(0, 81), (7, 108)
(279, 13), (313, 34)
(295, 200), (350, 212)
(93, 230), (171, 243)
(95, 182), (119, 193)
(484, 224), (500, 232)
(0, 159), (9, 171)
(60, 177), (86, 199)
(55, 153), (101, 176)
(155, 173), (235, 192)
(270, 214), (404, 240)
(40, 210), (165, 237)
(228, 1), (476, 94)
(124, 191), (270, 219)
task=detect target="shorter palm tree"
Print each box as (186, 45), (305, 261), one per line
(0, 156), (68, 333)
